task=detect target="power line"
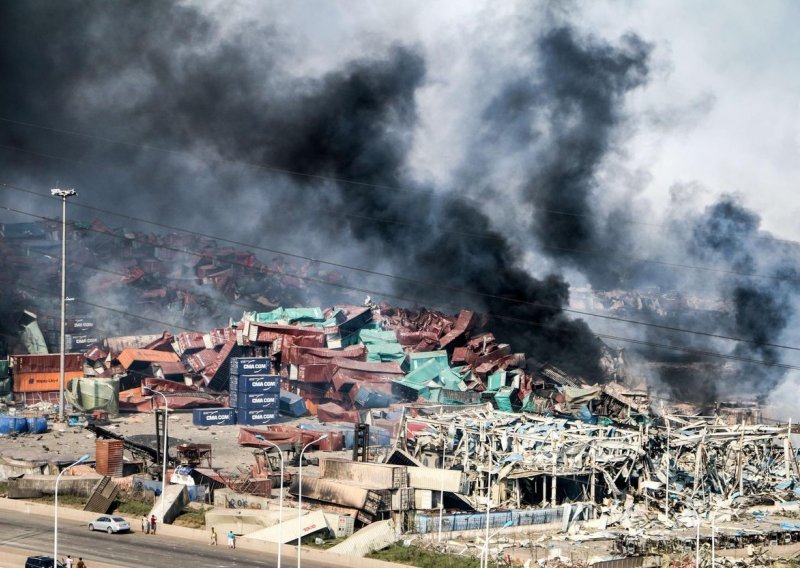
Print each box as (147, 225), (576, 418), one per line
(3, 185), (800, 354)
(15, 283), (197, 333)
(7, 226), (799, 372)
(1, 116), (798, 248)
(15, 276), (800, 373)
(1, 141), (798, 287)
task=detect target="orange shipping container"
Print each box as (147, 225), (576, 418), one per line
(13, 371), (83, 393)
(96, 439), (124, 477)
(118, 348), (179, 370)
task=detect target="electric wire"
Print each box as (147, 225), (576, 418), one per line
(3, 187), (800, 354)
(5, 217), (800, 373)
(1, 142), (798, 290)
(2, 115), (798, 248)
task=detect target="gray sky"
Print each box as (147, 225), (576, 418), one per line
(212, 0), (800, 240)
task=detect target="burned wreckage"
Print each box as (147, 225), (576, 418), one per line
(1, 220), (799, 564)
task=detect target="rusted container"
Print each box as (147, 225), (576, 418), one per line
(95, 439), (124, 477)
(319, 458), (407, 488)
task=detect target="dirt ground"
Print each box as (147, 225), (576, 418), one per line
(0, 410), (350, 477)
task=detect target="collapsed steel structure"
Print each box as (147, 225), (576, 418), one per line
(396, 405), (799, 516)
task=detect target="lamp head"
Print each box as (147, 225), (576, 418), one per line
(255, 434), (265, 441)
(77, 453), (90, 463)
(50, 188), (77, 197)
(317, 434), (328, 441)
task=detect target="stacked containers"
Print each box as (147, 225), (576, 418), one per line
(230, 357), (280, 426)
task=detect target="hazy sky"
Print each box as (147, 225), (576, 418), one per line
(213, 0), (800, 240)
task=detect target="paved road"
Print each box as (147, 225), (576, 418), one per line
(0, 513), (304, 568)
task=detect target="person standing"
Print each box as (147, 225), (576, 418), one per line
(227, 530), (236, 549)
(76, 558), (86, 568)
(210, 527), (217, 546)
(64, 555), (73, 568)
(142, 516), (150, 534)
(150, 514), (157, 535)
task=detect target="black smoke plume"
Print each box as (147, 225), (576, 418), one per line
(0, 1), (605, 377)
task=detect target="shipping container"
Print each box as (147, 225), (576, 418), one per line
(233, 391), (280, 411)
(279, 390), (307, 417)
(96, 439), (124, 477)
(238, 409), (280, 426)
(319, 458), (408, 489)
(66, 334), (100, 351)
(229, 374), (280, 395)
(192, 408), (237, 426)
(13, 370), (83, 393)
(229, 357), (272, 376)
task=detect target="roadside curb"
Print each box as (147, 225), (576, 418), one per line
(0, 497), (403, 568)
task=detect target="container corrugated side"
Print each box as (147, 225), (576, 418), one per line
(192, 408), (237, 426)
(234, 392), (280, 411)
(229, 374), (280, 395)
(229, 357), (272, 376)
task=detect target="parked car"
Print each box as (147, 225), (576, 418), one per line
(25, 556), (65, 568)
(88, 515), (131, 534)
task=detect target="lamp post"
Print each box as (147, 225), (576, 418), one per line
(143, 387), (168, 523)
(51, 187), (76, 423)
(54, 453), (90, 568)
(483, 518), (513, 567)
(297, 434), (327, 568)
(711, 508), (719, 568)
(437, 437), (447, 543)
(695, 509), (701, 568)
(481, 471), (493, 568)
(255, 434), (285, 568)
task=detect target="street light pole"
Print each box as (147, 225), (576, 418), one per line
(51, 188), (76, 423)
(54, 454), (90, 568)
(297, 434), (327, 568)
(695, 510), (701, 568)
(144, 387), (169, 523)
(482, 471), (493, 568)
(711, 511), (716, 568)
(437, 437), (447, 543)
(255, 434), (285, 568)
(483, 519), (513, 564)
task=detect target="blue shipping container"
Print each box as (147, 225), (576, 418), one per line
(238, 409), (280, 426)
(234, 391), (280, 411)
(229, 357), (272, 376)
(192, 408), (237, 426)
(229, 374), (281, 395)
(279, 390), (307, 417)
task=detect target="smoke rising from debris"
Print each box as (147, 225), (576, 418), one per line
(0, 2), (797, 396)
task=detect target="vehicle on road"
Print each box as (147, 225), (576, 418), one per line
(25, 556), (65, 568)
(88, 515), (131, 534)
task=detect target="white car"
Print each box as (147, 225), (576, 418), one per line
(88, 516), (131, 534)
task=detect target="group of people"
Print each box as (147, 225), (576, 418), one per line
(140, 517), (237, 549)
(209, 527), (236, 549)
(61, 556), (86, 568)
(141, 514), (158, 535)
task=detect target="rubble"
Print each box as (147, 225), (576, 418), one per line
(1, 218), (798, 565)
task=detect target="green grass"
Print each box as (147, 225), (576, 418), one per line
(30, 494), (87, 509)
(172, 508), (206, 529)
(303, 535), (346, 549)
(367, 544), (502, 568)
(0, 481), (7, 497)
(111, 490), (155, 517)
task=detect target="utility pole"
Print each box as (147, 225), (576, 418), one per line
(51, 188), (77, 423)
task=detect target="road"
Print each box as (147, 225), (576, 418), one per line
(0, 513), (338, 568)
